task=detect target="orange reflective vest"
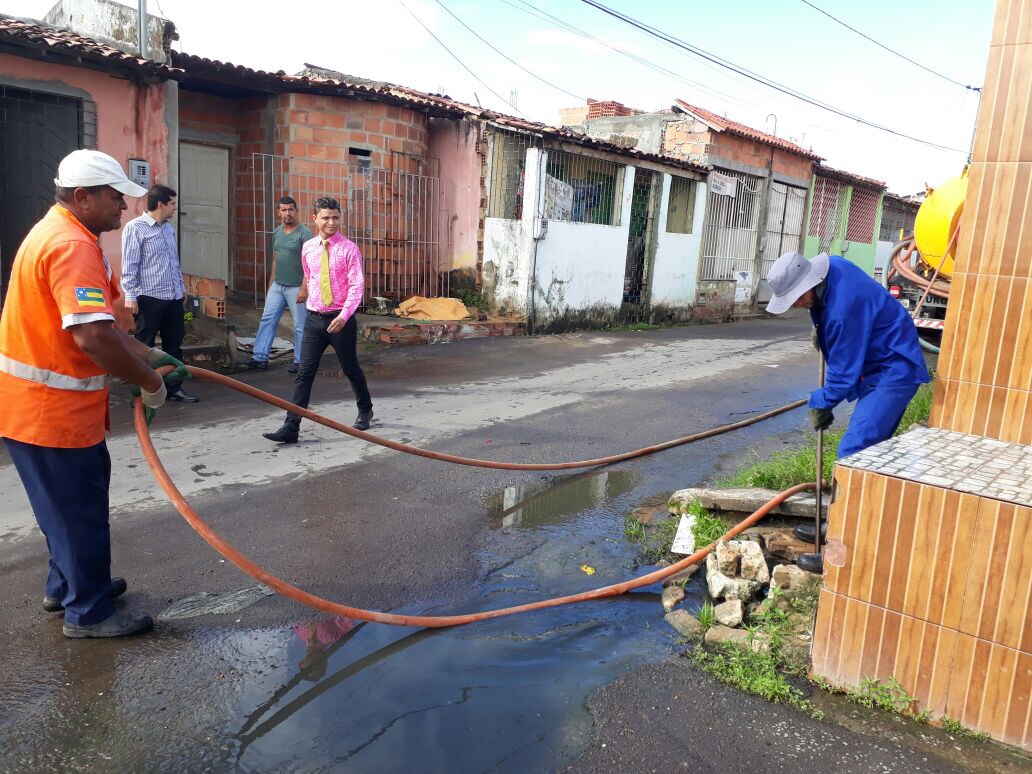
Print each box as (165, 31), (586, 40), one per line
(0, 205), (120, 448)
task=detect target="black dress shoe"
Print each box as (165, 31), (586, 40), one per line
(263, 425), (299, 444)
(353, 409), (374, 431)
(794, 522), (829, 544)
(63, 611), (154, 639)
(168, 386), (199, 403)
(796, 553), (824, 574)
(244, 358), (269, 370)
(287, 363), (299, 374)
(43, 577), (128, 613)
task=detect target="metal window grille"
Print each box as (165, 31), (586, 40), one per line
(699, 170), (762, 280)
(760, 183), (808, 277)
(845, 187), (880, 244)
(543, 149), (623, 226)
(878, 200), (917, 242)
(486, 130), (533, 219)
(665, 175), (697, 234)
(808, 176), (844, 253)
(251, 153), (451, 307)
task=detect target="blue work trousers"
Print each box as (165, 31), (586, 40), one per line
(4, 438), (115, 625)
(252, 282), (306, 365)
(836, 381), (919, 460)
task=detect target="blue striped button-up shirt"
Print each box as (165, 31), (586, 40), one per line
(120, 213), (186, 302)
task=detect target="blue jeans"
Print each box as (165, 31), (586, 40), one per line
(837, 381), (920, 460)
(4, 438), (114, 625)
(252, 282), (306, 364)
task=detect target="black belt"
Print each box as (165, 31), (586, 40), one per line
(309, 309), (343, 318)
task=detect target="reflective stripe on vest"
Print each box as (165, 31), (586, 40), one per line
(0, 352), (109, 392)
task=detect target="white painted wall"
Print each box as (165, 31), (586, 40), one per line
(531, 165), (634, 324)
(651, 174), (707, 309)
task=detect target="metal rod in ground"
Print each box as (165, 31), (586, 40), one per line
(815, 357), (827, 554)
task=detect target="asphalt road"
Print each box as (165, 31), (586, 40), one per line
(3, 314), (1008, 772)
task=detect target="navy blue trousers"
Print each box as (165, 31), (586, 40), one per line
(4, 438), (115, 625)
(837, 381), (919, 460)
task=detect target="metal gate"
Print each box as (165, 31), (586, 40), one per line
(0, 86), (82, 303)
(620, 168), (660, 322)
(251, 154), (451, 307)
(698, 169), (761, 280)
(760, 182), (807, 277)
(809, 176), (845, 254)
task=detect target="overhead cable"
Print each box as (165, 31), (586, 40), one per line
(432, 0), (584, 101)
(396, 0), (527, 117)
(576, 0), (968, 153)
(800, 0), (981, 92)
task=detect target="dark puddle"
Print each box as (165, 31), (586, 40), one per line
(229, 468), (703, 772)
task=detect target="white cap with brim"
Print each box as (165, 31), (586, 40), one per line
(53, 149), (147, 198)
(765, 251), (831, 314)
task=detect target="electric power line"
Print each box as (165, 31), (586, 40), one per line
(431, 0), (584, 102)
(800, 0), (980, 92)
(396, 0), (528, 117)
(577, 0), (968, 154)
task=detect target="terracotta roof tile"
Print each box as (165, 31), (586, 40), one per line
(0, 14), (179, 77)
(814, 164), (886, 190)
(673, 100), (822, 160)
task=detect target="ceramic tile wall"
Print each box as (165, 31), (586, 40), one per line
(932, 0), (1032, 440)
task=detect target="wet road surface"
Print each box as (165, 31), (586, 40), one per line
(2, 316), (1001, 772)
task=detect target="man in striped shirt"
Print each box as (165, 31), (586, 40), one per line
(121, 184), (198, 402)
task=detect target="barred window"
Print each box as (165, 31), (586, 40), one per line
(666, 175), (697, 234)
(878, 200), (917, 242)
(487, 131), (533, 220)
(544, 150), (623, 226)
(845, 187), (880, 244)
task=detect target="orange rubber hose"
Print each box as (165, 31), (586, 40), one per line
(134, 391), (813, 628)
(171, 366), (807, 471)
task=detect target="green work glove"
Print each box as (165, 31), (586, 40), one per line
(146, 348), (190, 384)
(808, 407), (834, 431)
(131, 379), (167, 425)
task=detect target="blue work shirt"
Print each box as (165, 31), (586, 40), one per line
(809, 256), (930, 410)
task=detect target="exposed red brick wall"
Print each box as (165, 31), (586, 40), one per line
(585, 99), (641, 119)
(662, 120), (814, 180)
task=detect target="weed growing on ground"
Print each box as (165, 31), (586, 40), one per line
(681, 500), (727, 548)
(697, 601), (716, 630)
(841, 676), (932, 721)
(717, 383), (934, 490)
(608, 322), (663, 331)
(623, 516), (646, 542)
(940, 716), (990, 742)
(455, 288), (489, 313)
(691, 641), (824, 719)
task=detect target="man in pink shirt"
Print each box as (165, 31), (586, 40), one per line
(263, 196), (373, 444)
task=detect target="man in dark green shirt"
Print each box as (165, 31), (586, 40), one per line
(245, 196), (314, 372)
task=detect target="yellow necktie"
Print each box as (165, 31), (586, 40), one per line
(320, 240), (334, 306)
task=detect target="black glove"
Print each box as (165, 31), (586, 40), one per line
(808, 407), (834, 431)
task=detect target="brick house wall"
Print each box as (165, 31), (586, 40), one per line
(662, 119), (814, 180)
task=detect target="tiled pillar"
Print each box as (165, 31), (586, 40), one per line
(810, 0), (1032, 750)
(930, 0), (1032, 441)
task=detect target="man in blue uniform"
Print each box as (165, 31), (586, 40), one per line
(765, 252), (930, 563)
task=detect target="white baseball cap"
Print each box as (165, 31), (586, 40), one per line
(54, 149), (147, 197)
(765, 251), (831, 314)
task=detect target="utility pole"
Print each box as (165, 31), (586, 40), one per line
(137, 0), (148, 59)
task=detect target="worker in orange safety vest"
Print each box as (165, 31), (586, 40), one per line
(0, 150), (189, 638)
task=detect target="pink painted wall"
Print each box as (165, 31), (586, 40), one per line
(0, 53), (169, 326)
(429, 118), (481, 275)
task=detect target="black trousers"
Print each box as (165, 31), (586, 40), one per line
(134, 295), (185, 361)
(285, 313), (372, 430)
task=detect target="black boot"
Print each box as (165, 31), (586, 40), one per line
(43, 577), (128, 613)
(63, 610), (154, 639)
(796, 553), (824, 574)
(354, 409), (374, 431)
(263, 424), (299, 444)
(794, 522), (828, 544)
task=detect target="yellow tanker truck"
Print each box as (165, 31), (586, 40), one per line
(885, 169), (967, 348)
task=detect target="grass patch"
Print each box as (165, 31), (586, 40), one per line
(697, 601), (716, 629)
(845, 676), (925, 718)
(717, 383), (934, 490)
(623, 515), (646, 542)
(609, 322), (663, 331)
(940, 716), (990, 742)
(691, 641), (823, 719)
(454, 288), (489, 313)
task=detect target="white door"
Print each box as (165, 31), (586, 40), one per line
(179, 143), (229, 281)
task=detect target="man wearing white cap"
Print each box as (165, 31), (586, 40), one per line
(766, 251), (929, 464)
(0, 150), (188, 638)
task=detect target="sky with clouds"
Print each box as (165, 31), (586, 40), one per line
(6, 0), (995, 193)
